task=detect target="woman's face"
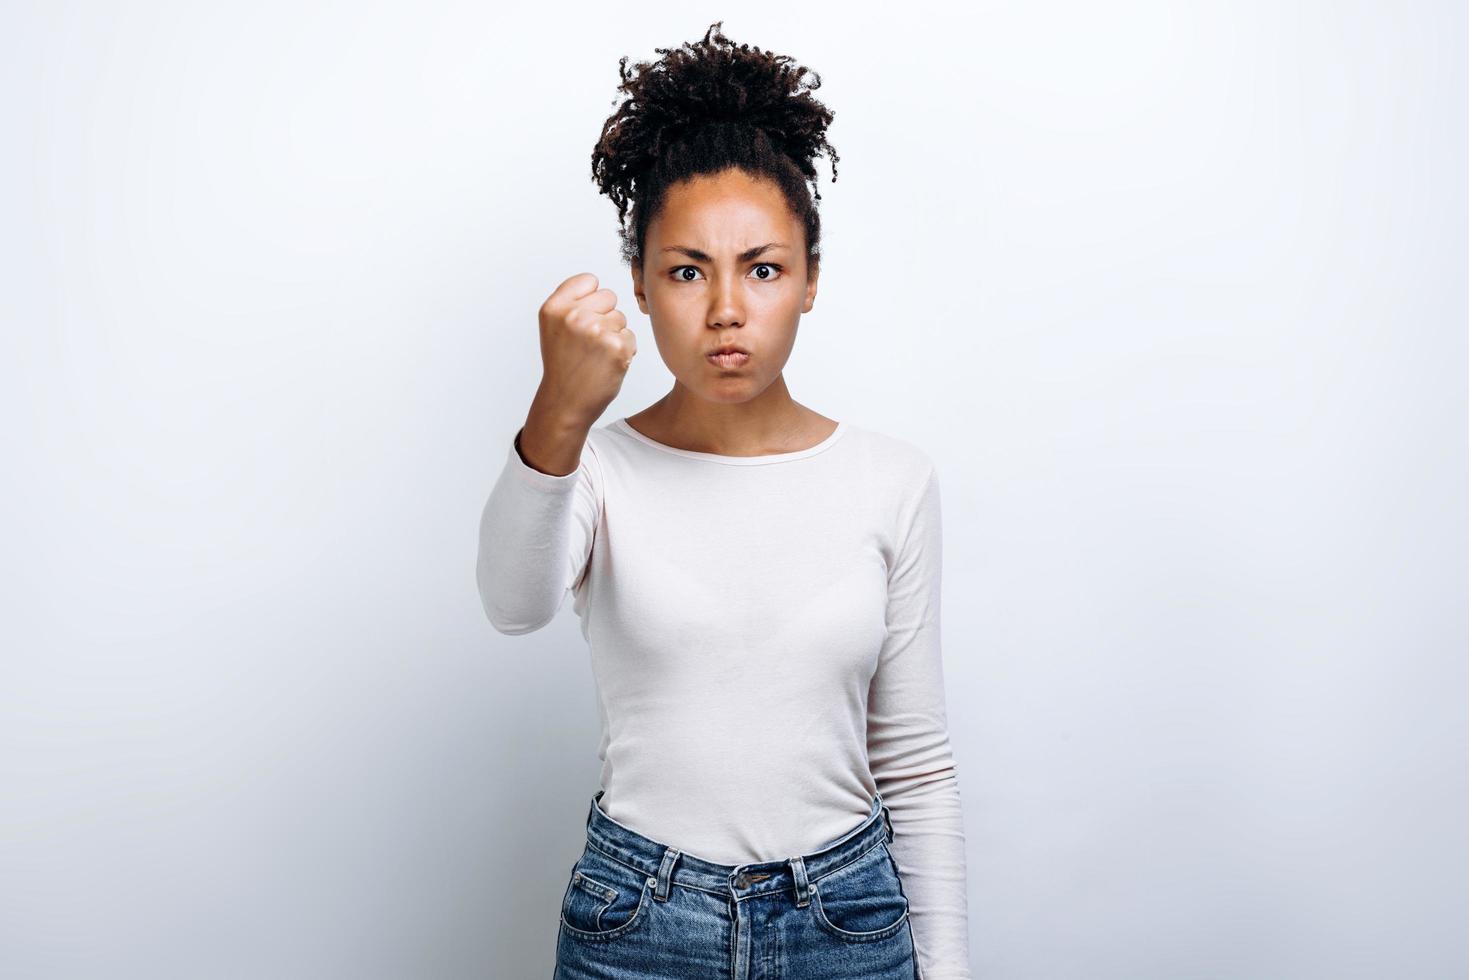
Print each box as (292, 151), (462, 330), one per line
(630, 168), (819, 405)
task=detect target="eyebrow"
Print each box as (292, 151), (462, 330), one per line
(660, 242), (789, 264)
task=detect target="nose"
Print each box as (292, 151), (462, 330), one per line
(708, 278), (744, 329)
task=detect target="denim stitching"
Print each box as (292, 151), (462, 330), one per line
(559, 878), (653, 942)
(582, 827), (888, 903)
(811, 835), (889, 885)
(809, 876), (911, 942)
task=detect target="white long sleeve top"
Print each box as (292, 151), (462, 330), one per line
(477, 415), (970, 978)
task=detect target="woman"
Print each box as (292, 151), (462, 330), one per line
(477, 22), (970, 979)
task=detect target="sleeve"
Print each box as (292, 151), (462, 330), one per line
(865, 462), (971, 979)
(475, 425), (602, 635)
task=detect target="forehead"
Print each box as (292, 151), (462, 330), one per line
(650, 170), (796, 250)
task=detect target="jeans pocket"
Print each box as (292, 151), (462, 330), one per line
(809, 840), (911, 942)
(558, 844), (654, 942)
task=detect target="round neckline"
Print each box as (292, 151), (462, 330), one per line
(611, 417), (847, 465)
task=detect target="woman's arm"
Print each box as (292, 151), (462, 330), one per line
(475, 411), (603, 635)
(866, 462), (971, 979)
(477, 270), (630, 635)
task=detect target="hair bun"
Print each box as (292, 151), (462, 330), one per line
(592, 21), (840, 269)
(621, 23), (833, 171)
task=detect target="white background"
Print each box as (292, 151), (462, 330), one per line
(2, 2), (1465, 977)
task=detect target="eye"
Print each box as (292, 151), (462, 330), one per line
(668, 263), (785, 283)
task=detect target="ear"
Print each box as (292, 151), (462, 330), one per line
(631, 258), (649, 315)
(802, 259), (819, 313)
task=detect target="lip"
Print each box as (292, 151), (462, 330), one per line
(707, 351), (751, 369)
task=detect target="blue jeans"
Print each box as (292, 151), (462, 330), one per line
(554, 789), (922, 979)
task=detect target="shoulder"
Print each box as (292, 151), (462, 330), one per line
(585, 420), (618, 452)
(841, 425), (944, 565)
(558, 421), (617, 486)
(839, 423), (941, 546)
(840, 422), (938, 490)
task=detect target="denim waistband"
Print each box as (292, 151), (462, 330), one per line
(582, 789), (895, 905)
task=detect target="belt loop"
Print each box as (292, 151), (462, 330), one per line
(788, 854), (811, 907)
(880, 801), (895, 843)
(654, 846), (680, 902)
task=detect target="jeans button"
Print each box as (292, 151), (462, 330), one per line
(734, 873), (750, 888)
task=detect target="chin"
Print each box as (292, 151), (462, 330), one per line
(694, 382), (762, 404)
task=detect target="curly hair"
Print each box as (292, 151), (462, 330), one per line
(590, 21), (840, 276)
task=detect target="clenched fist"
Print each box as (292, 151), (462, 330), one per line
(536, 272), (637, 429)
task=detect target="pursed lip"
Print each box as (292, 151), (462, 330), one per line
(708, 343), (750, 356)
